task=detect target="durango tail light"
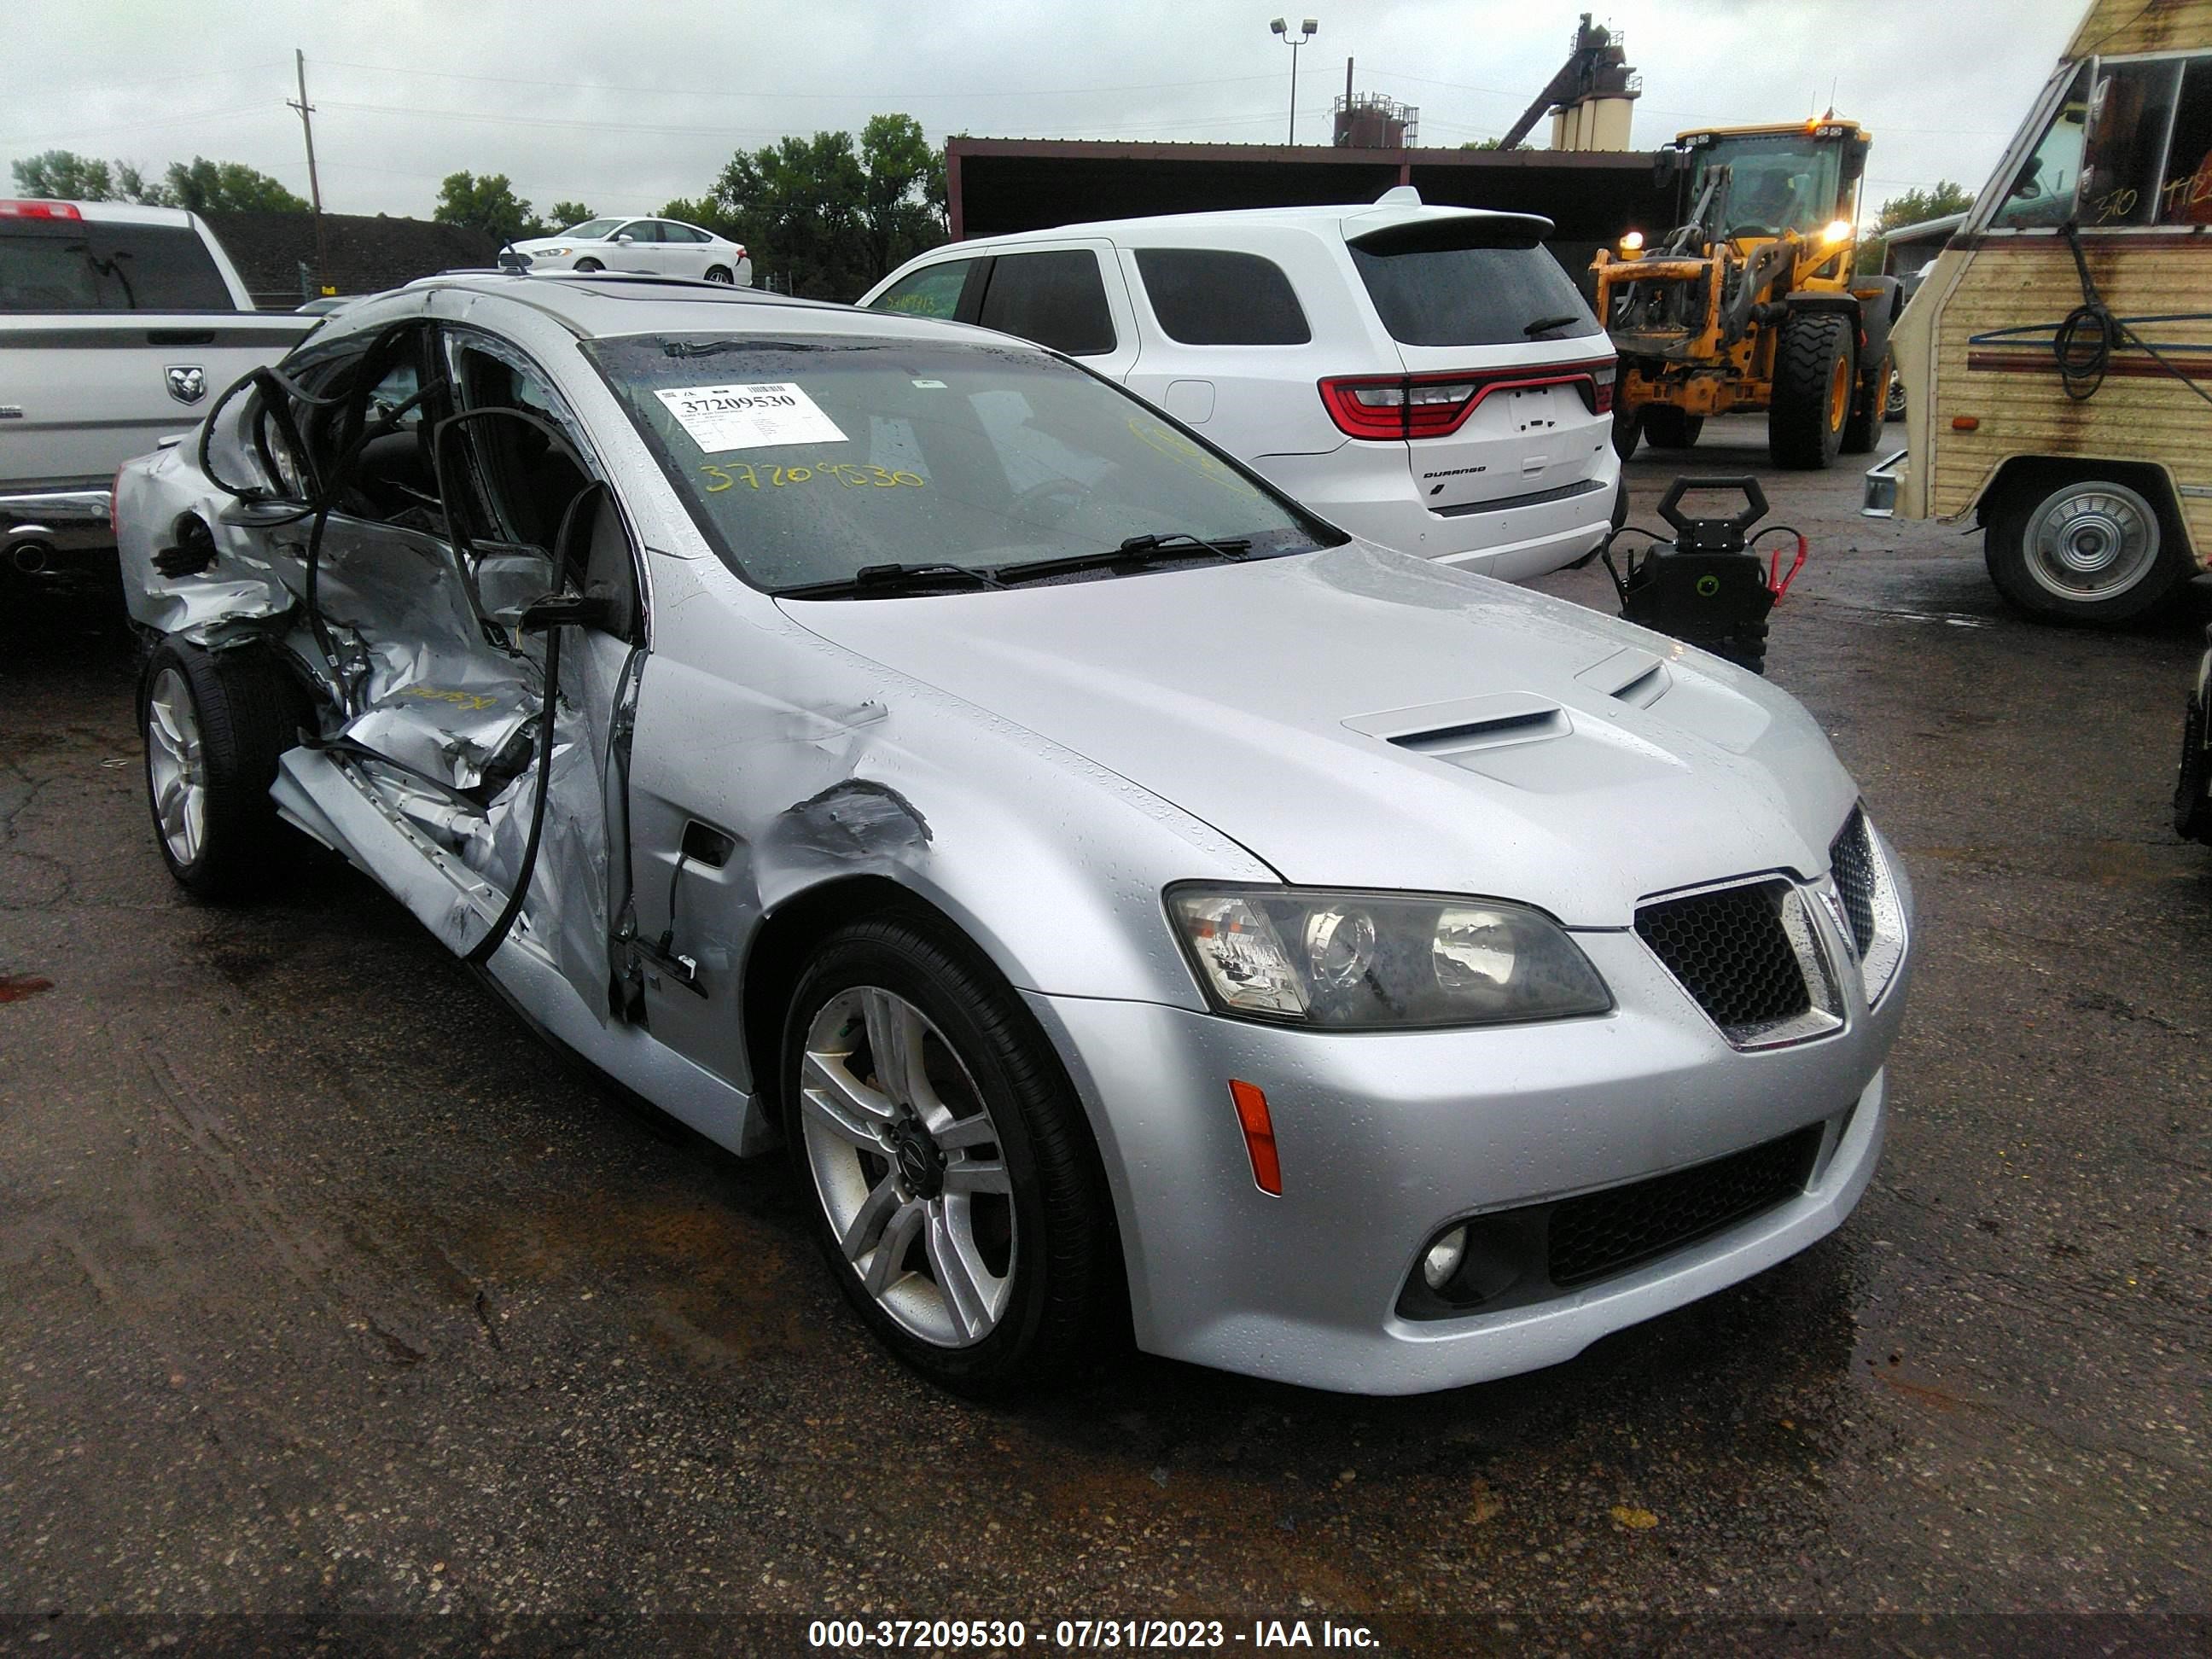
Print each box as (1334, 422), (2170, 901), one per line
(1320, 359), (1616, 439)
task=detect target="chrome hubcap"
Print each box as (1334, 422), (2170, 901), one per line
(2025, 482), (2159, 600)
(145, 667), (208, 866)
(799, 987), (1015, 1348)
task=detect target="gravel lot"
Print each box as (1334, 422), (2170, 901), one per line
(2, 416), (2206, 1651)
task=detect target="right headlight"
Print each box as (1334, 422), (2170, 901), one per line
(1167, 885), (1613, 1030)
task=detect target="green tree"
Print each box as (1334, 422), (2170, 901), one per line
(705, 115), (945, 300)
(433, 171), (544, 245)
(163, 157), (309, 214)
(545, 201), (595, 230)
(113, 163), (173, 206)
(1860, 179), (1976, 273)
(858, 114), (947, 284)
(10, 149), (116, 201)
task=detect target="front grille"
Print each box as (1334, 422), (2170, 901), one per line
(1830, 810), (1877, 955)
(1547, 1125), (1823, 1286)
(1635, 880), (1811, 1032)
(1396, 1122), (1827, 1318)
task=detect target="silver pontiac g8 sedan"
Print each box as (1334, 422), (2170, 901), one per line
(114, 271), (1912, 1396)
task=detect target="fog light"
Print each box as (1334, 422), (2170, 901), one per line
(1421, 1225), (1468, 1291)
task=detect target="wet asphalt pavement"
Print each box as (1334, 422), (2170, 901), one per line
(0, 417), (2206, 1652)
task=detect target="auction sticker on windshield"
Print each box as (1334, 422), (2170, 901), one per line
(653, 382), (847, 452)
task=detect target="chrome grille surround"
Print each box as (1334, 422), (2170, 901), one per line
(1634, 874), (1846, 1050)
(1828, 806), (1908, 1006)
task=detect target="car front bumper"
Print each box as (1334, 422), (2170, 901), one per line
(1023, 923), (1908, 1395)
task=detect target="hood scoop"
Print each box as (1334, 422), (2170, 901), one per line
(1344, 692), (1570, 758)
(1575, 646), (1672, 709)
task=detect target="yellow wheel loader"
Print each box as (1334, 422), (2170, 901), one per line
(1594, 119), (1901, 470)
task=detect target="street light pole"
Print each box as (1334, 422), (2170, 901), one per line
(1270, 18), (1318, 145)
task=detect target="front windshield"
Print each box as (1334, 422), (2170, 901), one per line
(1691, 135), (1842, 238)
(583, 335), (1334, 592)
(563, 218), (622, 240)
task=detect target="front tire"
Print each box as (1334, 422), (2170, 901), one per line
(573, 257), (603, 273)
(1983, 469), (2190, 626)
(1641, 405), (1703, 451)
(140, 640), (306, 897)
(782, 917), (1118, 1395)
(1768, 311), (1854, 470)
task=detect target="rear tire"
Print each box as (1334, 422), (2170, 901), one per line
(1611, 410), (1643, 462)
(2177, 673), (2212, 844)
(1768, 311), (1854, 470)
(139, 639), (306, 898)
(1842, 352), (1888, 455)
(1883, 368), (1906, 422)
(704, 265), (734, 284)
(1641, 406), (1703, 451)
(1983, 467), (2191, 626)
(782, 916), (1120, 1396)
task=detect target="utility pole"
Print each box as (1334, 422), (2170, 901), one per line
(288, 49), (329, 289)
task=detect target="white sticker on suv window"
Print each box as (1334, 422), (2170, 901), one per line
(653, 382), (847, 452)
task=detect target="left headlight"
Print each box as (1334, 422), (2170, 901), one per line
(1167, 885), (1613, 1030)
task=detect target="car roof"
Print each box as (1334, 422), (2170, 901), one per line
(940, 199), (1555, 250)
(388, 270), (1034, 349)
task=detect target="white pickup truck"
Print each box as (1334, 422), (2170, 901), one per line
(1, 198), (318, 581)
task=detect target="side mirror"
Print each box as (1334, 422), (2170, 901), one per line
(614, 232), (635, 245)
(2011, 156), (2043, 199)
(518, 590), (618, 634)
(550, 477), (642, 642)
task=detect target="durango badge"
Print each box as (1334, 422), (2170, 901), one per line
(165, 365), (207, 406)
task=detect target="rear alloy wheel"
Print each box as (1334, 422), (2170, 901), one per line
(140, 640), (305, 897)
(1768, 311), (1855, 470)
(1841, 352), (1888, 456)
(704, 265), (734, 284)
(1883, 367), (1906, 422)
(784, 917), (1116, 1394)
(1984, 470), (2189, 625)
(1640, 405), (1703, 450)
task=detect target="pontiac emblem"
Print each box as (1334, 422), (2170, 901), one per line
(165, 364), (207, 405)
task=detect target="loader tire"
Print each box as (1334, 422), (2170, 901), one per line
(1768, 311), (1854, 470)
(1641, 406), (1703, 450)
(1842, 352), (1888, 456)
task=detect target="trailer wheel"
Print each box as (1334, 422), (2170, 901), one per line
(1983, 467), (2190, 626)
(1641, 406), (1703, 451)
(1841, 352), (1888, 456)
(1768, 311), (1854, 470)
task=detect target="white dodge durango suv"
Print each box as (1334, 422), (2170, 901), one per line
(859, 188), (1621, 580)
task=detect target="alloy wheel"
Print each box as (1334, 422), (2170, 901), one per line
(145, 667), (208, 867)
(798, 987), (1016, 1348)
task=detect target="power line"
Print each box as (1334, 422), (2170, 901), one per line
(313, 57), (1285, 103)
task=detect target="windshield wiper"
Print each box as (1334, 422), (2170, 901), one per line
(994, 531), (1251, 586)
(1522, 313), (1582, 337)
(777, 562), (1005, 600)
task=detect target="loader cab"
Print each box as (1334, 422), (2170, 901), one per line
(1675, 122), (1870, 256)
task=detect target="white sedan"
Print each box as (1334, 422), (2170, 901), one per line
(507, 216), (751, 286)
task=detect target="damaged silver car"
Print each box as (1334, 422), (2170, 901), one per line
(116, 271), (1912, 1396)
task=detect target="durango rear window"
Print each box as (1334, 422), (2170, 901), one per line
(1348, 224), (1599, 349)
(0, 218), (233, 313)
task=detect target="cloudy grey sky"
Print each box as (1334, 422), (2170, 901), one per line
(9, 1), (2085, 225)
